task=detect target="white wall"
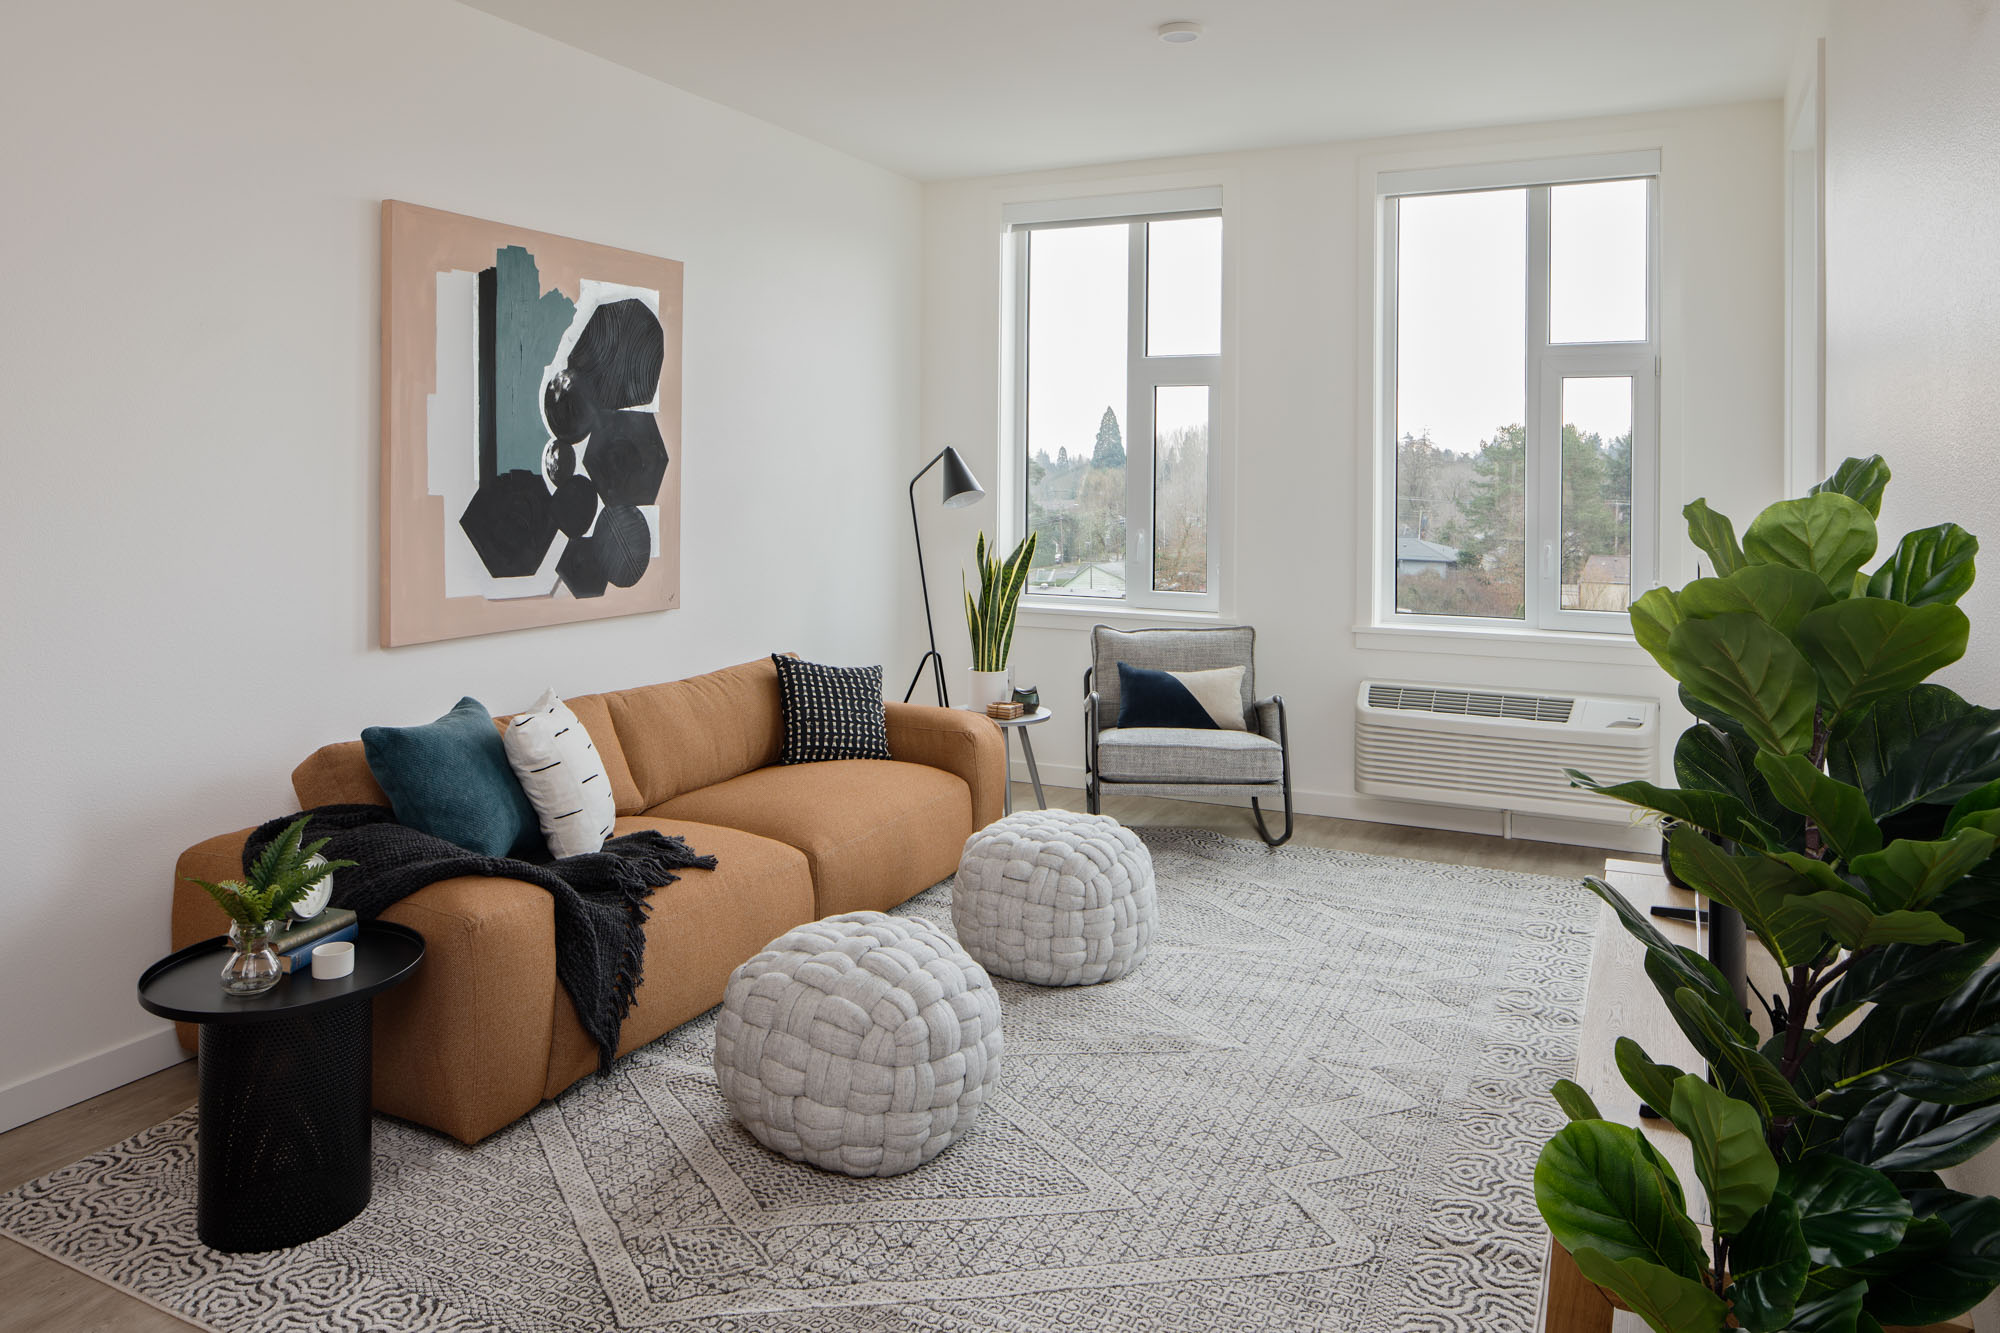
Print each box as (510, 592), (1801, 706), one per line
(1820, 0), (2000, 701)
(0, 0), (921, 1129)
(1809, 4), (2000, 1320)
(921, 103), (1785, 848)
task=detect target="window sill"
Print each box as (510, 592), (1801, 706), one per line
(1351, 621), (1655, 665)
(1017, 599), (1225, 631)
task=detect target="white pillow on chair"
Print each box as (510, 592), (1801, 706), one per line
(503, 688), (616, 858)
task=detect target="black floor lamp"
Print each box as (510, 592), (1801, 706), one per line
(904, 446), (985, 706)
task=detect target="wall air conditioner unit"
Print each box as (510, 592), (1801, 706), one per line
(1355, 681), (1659, 824)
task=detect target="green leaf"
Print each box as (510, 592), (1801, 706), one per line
(1787, 1268), (1868, 1333)
(1672, 987), (1819, 1121)
(1676, 564), (1835, 636)
(1782, 892), (1962, 951)
(1569, 1248), (1728, 1333)
(1677, 723), (1806, 850)
(1666, 613), (1819, 756)
(1822, 940), (1995, 1023)
(1742, 491), (1878, 589)
(1853, 1188), (2000, 1326)
(1583, 876), (1757, 1044)
(1810, 454), (1892, 517)
(1631, 586), (1684, 667)
(1665, 1075), (1777, 1233)
(1849, 828), (2000, 912)
(1728, 1194), (1808, 1332)
(1864, 704), (2000, 818)
(1867, 522), (1979, 607)
(1794, 598), (1971, 716)
(1753, 752), (1883, 862)
(1946, 779), (2000, 835)
(1616, 1037), (1688, 1116)
(1685, 497), (1748, 577)
(1888, 1032), (2000, 1105)
(1668, 830), (1828, 968)
(1827, 683), (1980, 803)
(1535, 1119), (1707, 1277)
(1846, 1092), (2000, 1172)
(1568, 772), (1780, 849)
(1783, 1155), (1911, 1266)
(1552, 1078), (1602, 1122)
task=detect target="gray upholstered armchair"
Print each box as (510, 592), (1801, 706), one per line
(1084, 625), (1293, 846)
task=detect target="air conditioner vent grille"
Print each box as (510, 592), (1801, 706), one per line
(1366, 683), (1576, 724)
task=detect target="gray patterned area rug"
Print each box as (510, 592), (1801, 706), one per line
(1, 828), (1594, 1332)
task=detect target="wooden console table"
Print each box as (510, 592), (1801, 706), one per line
(1536, 858), (1971, 1333)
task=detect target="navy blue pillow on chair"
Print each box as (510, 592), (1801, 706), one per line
(362, 697), (545, 859)
(1115, 661), (1248, 731)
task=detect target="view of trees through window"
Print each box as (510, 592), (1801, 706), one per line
(1021, 215), (1218, 601)
(1391, 176), (1647, 623)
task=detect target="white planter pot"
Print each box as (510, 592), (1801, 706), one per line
(966, 669), (1012, 712)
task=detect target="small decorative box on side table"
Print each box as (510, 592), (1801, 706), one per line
(137, 921), (424, 1252)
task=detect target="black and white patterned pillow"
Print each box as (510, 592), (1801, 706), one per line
(771, 655), (891, 764)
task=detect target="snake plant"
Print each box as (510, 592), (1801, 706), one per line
(964, 531), (1037, 672)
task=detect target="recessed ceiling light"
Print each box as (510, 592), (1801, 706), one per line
(1157, 21), (1203, 43)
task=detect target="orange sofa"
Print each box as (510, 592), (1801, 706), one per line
(170, 657), (1005, 1144)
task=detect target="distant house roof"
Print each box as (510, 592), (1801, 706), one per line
(1396, 537), (1459, 564)
(1579, 554), (1631, 584)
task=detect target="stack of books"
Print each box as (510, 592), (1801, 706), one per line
(272, 908), (359, 974)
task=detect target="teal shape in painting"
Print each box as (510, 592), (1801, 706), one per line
(491, 245), (574, 476)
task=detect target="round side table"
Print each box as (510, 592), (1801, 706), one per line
(957, 705), (1052, 813)
(138, 921), (423, 1252)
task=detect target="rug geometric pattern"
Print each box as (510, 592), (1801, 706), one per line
(0, 829), (1594, 1331)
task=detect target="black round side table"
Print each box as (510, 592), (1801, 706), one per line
(138, 922), (423, 1253)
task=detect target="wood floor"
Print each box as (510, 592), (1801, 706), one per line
(0, 783), (1624, 1332)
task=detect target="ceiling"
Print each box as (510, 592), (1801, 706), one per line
(459, 0), (1808, 182)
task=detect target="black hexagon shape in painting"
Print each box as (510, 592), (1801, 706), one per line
(556, 533), (609, 599)
(459, 470), (556, 578)
(594, 504), (651, 587)
(588, 411), (668, 506)
(551, 475), (599, 539)
(565, 300), (663, 410)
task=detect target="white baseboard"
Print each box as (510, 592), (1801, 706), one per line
(0, 1026), (191, 1135)
(1009, 761), (1657, 855)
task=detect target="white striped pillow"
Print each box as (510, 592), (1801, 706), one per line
(503, 689), (617, 858)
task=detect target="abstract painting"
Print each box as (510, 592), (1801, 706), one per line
(381, 201), (683, 646)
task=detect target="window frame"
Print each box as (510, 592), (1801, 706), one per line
(1007, 194), (1226, 614)
(1375, 152), (1661, 637)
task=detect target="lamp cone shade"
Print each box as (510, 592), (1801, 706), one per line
(939, 447), (984, 508)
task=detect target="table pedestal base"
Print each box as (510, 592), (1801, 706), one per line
(197, 995), (373, 1252)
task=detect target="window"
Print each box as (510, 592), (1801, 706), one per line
(1010, 196), (1223, 608)
(1381, 156), (1657, 633)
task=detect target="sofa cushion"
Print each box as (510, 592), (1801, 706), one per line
(543, 817), (815, 1099)
(1096, 727), (1282, 784)
(772, 655), (890, 764)
(648, 760), (970, 917)
(362, 697), (542, 858)
(604, 658), (785, 810)
(504, 688), (617, 857)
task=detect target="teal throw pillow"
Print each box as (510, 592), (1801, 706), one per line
(362, 697), (544, 859)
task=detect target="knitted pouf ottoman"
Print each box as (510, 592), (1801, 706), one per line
(953, 810), (1156, 986)
(713, 912), (1004, 1178)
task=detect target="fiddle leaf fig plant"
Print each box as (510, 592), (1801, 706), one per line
(1537, 456), (2000, 1331)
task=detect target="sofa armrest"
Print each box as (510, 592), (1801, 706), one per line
(1254, 696), (1288, 749)
(884, 701), (1006, 831)
(170, 831), (559, 1145)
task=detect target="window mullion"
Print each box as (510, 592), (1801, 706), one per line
(1525, 186), (1556, 630)
(1126, 222), (1153, 605)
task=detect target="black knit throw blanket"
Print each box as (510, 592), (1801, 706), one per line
(244, 805), (716, 1072)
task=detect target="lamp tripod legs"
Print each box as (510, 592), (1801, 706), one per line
(903, 650), (949, 707)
